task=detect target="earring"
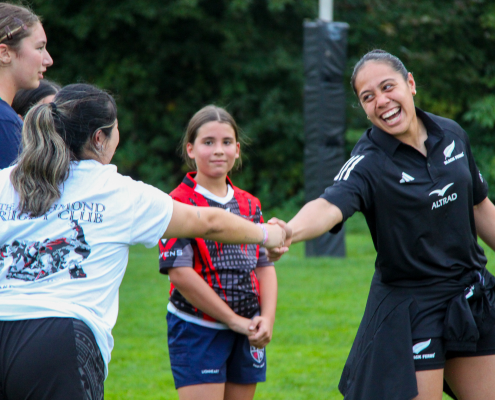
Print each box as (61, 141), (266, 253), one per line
(367, 115), (370, 120)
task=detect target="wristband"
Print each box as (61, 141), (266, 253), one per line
(257, 223), (268, 246)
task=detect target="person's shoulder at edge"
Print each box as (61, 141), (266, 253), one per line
(0, 100), (22, 123)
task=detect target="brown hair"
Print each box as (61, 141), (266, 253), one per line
(0, 3), (40, 52)
(11, 83), (117, 217)
(181, 105), (244, 171)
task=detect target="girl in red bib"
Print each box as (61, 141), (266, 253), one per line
(159, 105), (278, 400)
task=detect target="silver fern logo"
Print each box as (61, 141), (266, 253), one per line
(413, 339), (431, 354)
(444, 140), (465, 165)
(443, 141), (455, 158)
(412, 339), (436, 361)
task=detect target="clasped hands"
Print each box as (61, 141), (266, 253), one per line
(263, 217), (291, 262)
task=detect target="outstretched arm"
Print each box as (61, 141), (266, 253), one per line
(164, 200), (289, 249)
(288, 198), (344, 243)
(266, 198), (343, 261)
(474, 197), (495, 251)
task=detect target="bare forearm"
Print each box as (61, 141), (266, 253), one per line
(475, 197), (495, 251)
(164, 201), (286, 248)
(288, 198), (343, 243)
(256, 266), (277, 322)
(169, 267), (239, 326)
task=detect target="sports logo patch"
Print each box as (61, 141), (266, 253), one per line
(250, 346), (264, 363)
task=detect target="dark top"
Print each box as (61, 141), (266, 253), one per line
(0, 99), (22, 169)
(322, 110), (493, 399)
(321, 108), (488, 285)
(159, 172), (273, 321)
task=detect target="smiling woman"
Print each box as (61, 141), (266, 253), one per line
(0, 2), (53, 169)
(267, 49), (495, 400)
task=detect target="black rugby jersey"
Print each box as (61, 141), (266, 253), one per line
(322, 108), (488, 285)
(159, 173), (273, 322)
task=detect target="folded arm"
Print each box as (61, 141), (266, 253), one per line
(168, 267), (255, 336)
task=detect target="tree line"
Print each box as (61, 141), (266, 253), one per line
(33, 0), (495, 210)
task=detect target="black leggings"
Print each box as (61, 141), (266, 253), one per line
(0, 318), (104, 400)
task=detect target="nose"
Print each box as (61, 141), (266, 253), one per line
(214, 142), (224, 154)
(375, 91), (390, 108)
(43, 49), (53, 67)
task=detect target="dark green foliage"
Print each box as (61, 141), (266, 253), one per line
(33, 0), (495, 206)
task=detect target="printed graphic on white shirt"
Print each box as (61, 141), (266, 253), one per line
(0, 220), (90, 281)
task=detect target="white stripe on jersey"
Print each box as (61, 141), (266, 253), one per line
(335, 155), (365, 181)
(335, 155), (360, 181)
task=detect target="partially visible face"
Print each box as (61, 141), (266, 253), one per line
(11, 22), (53, 90)
(186, 121), (240, 179)
(100, 121), (120, 165)
(38, 94), (55, 105)
(355, 61), (417, 138)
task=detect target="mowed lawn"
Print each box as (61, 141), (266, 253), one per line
(105, 214), (495, 400)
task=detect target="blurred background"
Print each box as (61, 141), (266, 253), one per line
(34, 0), (495, 216)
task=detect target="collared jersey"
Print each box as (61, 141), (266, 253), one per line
(322, 108), (488, 285)
(159, 172), (273, 324)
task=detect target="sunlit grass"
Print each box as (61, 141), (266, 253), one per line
(105, 213), (495, 399)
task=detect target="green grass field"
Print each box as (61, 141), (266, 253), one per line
(105, 214), (495, 399)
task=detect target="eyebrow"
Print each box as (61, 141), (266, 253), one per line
(201, 136), (234, 140)
(359, 78), (396, 98)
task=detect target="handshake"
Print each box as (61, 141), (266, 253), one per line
(260, 218), (292, 262)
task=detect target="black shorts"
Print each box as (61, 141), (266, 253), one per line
(413, 322), (495, 371)
(0, 317), (104, 400)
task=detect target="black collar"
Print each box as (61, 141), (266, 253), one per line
(370, 107), (444, 157)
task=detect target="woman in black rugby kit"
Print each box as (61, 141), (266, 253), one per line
(269, 50), (495, 400)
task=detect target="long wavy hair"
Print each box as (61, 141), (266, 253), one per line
(11, 83), (117, 217)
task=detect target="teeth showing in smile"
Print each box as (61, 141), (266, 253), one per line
(382, 107), (401, 124)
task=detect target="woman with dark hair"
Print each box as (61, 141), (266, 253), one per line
(12, 78), (60, 119)
(0, 84), (288, 400)
(269, 50), (495, 400)
(0, 2), (53, 168)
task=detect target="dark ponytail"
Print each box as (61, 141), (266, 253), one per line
(11, 83), (117, 217)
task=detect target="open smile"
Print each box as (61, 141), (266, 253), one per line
(380, 107), (401, 125)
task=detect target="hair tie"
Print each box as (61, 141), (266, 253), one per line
(50, 102), (58, 114)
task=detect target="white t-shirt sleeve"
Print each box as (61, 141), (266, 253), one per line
(128, 180), (174, 248)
